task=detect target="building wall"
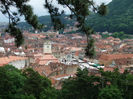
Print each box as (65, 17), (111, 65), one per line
(29, 57), (35, 63)
(9, 59), (29, 69)
(66, 54), (73, 62)
(43, 41), (52, 53)
(99, 60), (112, 66)
(4, 38), (15, 44)
(66, 66), (78, 74)
(49, 66), (78, 77)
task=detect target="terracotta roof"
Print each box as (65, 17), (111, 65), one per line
(34, 63), (78, 77)
(75, 51), (80, 56)
(34, 65), (52, 76)
(0, 56), (28, 66)
(34, 63), (64, 76)
(97, 44), (112, 49)
(37, 54), (59, 65)
(39, 54), (58, 60)
(66, 47), (82, 51)
(24, 33), (46, 39)
(104, 67), (125, 73)
(52, 74), (74, 80)
(107, 36), (114, 40)
(99, 54), (133, 61)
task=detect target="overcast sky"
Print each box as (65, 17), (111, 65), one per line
(0, 0), (112, 22)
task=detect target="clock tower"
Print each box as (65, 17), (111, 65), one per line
(43, 40), (52, 54)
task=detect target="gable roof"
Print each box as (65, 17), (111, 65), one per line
(0, 56), (27, 66)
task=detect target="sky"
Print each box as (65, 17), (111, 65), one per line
(0, 0), (112, 22)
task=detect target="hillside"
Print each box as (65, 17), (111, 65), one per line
(18, 0), (133, 34)
(18, 15), (76, 32)
(87, 0), (133, 34)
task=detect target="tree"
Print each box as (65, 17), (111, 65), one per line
(0, 65), (27, 99)
(23, 68), (58, 99)
(87, 0), (133, 34)
(85, 38), (96, 58)
(0, 0), (43, 47)
(60, 68), (133, 99)
(0, 0), (107, 57)
(99, 68), (133, 99)
(0, 65), (58, 99)
(1, 65), (133, 99)
(60, 68), (100, 99)
(98, 85), (123, 99)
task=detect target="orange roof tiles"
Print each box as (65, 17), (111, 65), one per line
(39, 54), (58, 60)
(99, 54), (133, 61)
(36, 54), (59, 65)
(24, 33), (46, 39)
(0, 56), (28, 67)
(104, 67), (125, 73)
(97, 44), (112, 49)
(107, 36), (115, 40)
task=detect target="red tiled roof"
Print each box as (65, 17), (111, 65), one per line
(38, 54), (59, 65)
(99, 54), (133, 61)
(0, 56), (28, 66)
(104, 67), (125, 73)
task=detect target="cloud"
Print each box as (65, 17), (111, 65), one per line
(28, 0), (70, 16)
(28, 0), (112, 16)
(28, 0), (48, 16)
(94, 0), (112, 5)
(0, 0), (112, 22)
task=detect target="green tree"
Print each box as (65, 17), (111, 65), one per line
(0, 0), (43, 47)
(2, 65), (133, 99)
(88, 0), (133, 34)
(0, 65), (27, 99)
(99, 85), (123, 99)
(44, 0), (107, 58)
(0, 65), (58, 99)
(85, 38), (96, 58)
(60, 68), (100, 99)
(99, 68), (133, 99)
(0, 0), (107, 58)
(23, 68), (57, 99)
(60, 68), (133, 99)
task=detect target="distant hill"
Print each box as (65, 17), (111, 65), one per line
(18, 15), (76, 32)
(18, 0), (133, 34)
(0, 22), (8, 31)
(87, 0), (133, 34)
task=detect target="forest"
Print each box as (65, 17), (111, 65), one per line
(18, 15), (76, 32)
(1, 65), (133, 99)
(18, 0), (133, 34)
(88, 0), (133, 34)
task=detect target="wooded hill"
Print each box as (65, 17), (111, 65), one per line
(87, 0), (133, 34)
(18, 15), (76, 32)
(18, 0), (133, 34)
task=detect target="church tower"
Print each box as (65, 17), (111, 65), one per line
(43, 40), (52, 54)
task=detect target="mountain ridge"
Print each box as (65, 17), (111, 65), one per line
(88, 0), (133, 34)
(18, 0), (133, 34)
